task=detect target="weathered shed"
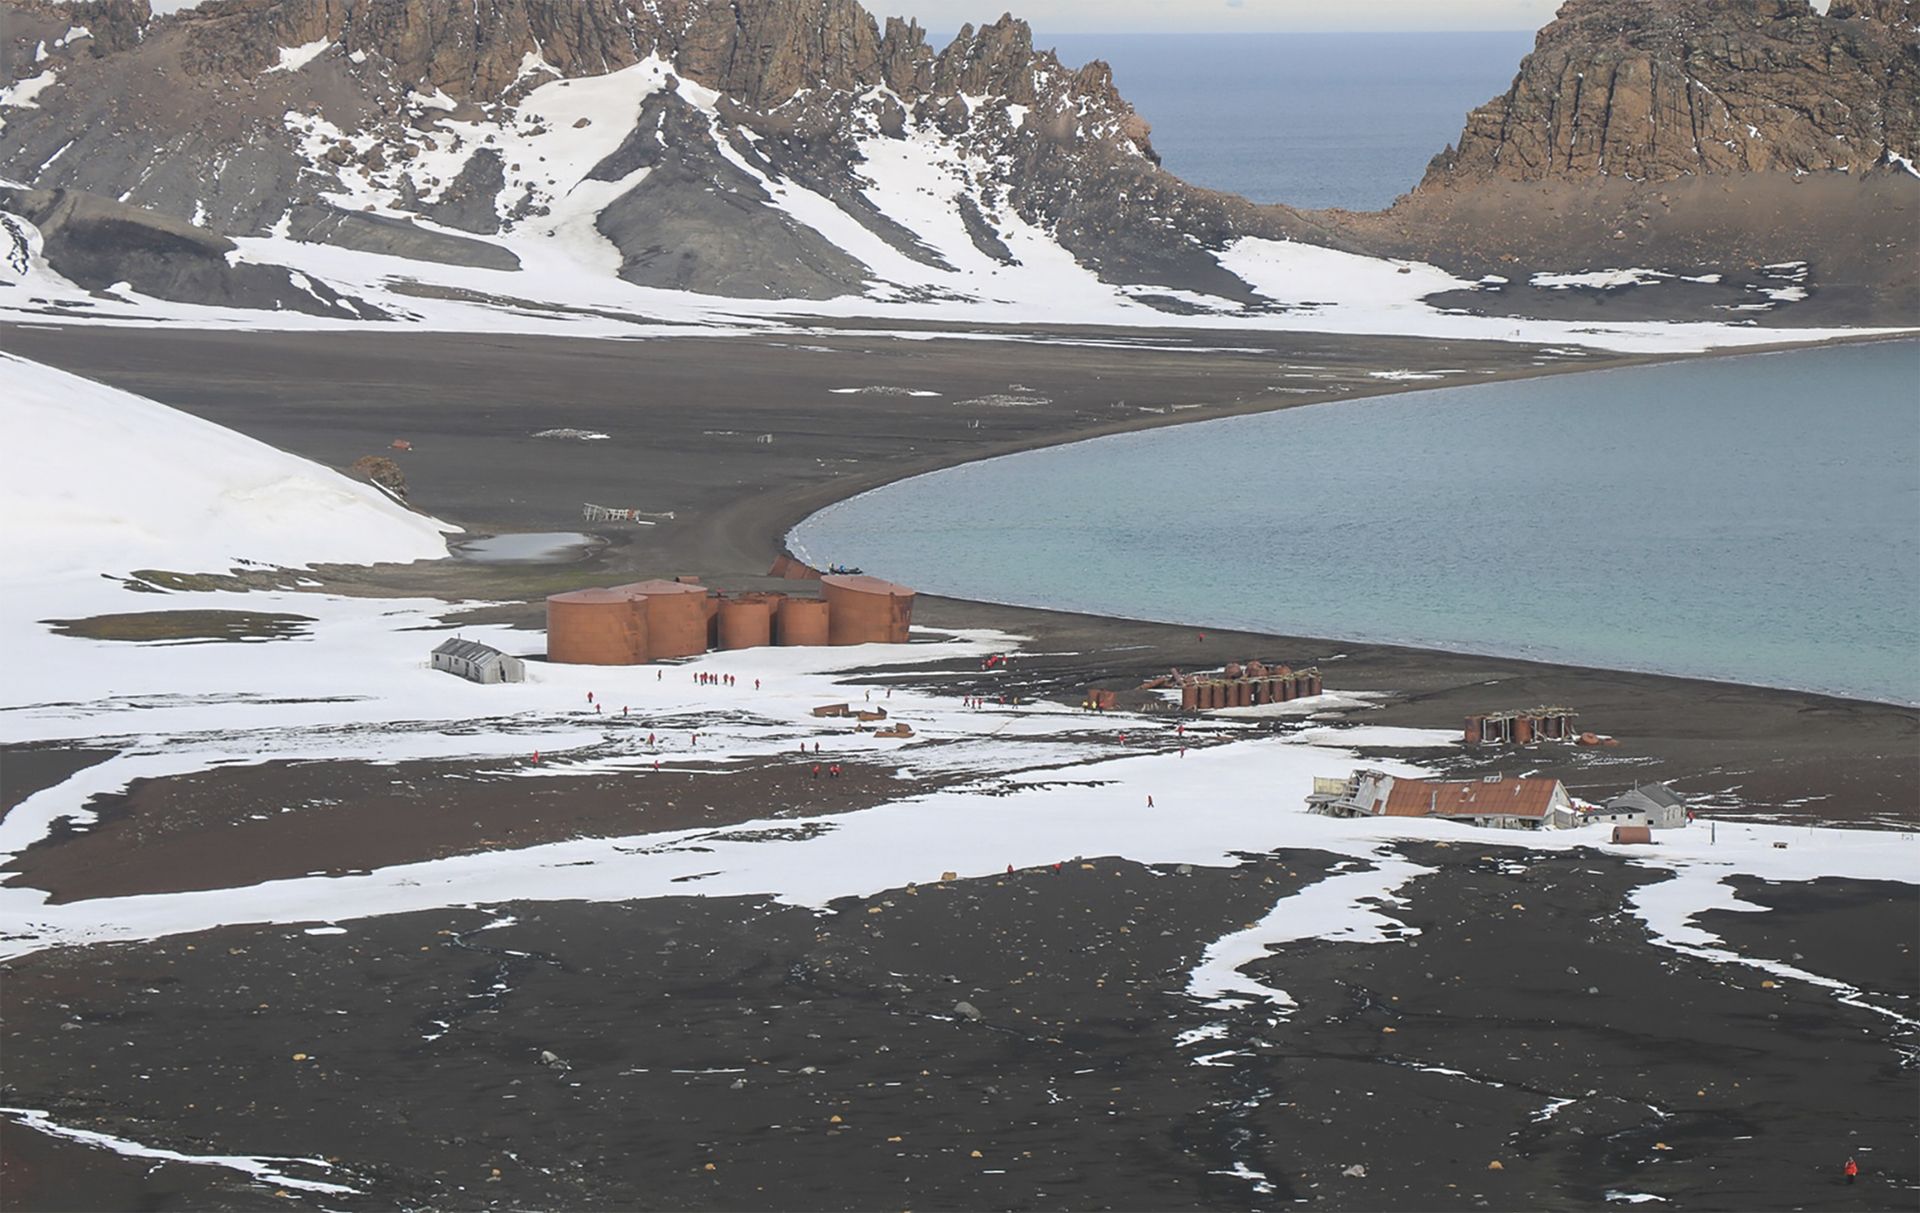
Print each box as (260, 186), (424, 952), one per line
(432, 638), (525, 684)
(1591, 783), (1689, 829)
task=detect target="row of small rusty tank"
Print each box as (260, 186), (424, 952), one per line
(1464, 707), (1578, 746)
(1178, 666), (1323, 712)
(546, 575), (914, 665)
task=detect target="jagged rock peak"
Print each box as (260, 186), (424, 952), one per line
(1419, 0), (1920, 187)
(1828, 0), (1916, 26)
(168, 0), (692, 97)
(143, 0), (1090, 112)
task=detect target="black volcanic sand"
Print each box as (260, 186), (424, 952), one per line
(1, 325), (1916, 1210)
(3, 849), (1913, 1211)
(0, 745), (116, 814)
(0, 751), (928, 904)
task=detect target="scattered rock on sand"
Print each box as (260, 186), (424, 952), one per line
(953, 1001), (983, 1022)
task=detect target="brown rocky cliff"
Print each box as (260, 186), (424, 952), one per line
(1419, 0), (1920, 188)
(169, 0), (690, 95)
(3, 0), (150, 82)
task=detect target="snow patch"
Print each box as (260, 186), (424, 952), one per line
(1, 1107), (359, 1195)
(266, 39), (332, 74)
(0, 353), (456, 578)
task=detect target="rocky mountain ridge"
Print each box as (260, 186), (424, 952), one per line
(0, 0), (1913, 327)
(1417, 0), (1918, 187)
(0, 0), (1327, 302)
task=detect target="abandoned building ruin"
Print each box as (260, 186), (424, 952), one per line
(1464, 706), (1578, 745)
(1176, 661), (1323, 711)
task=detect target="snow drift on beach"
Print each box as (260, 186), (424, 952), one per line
(0, 353), (455, 577)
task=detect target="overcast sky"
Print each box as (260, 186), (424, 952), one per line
(142, 0), (1558, 30)
(859, 1), (1558, 33)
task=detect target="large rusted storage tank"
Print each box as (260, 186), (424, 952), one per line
(613, 580), (710, 660)
(718, 596), (775, 650)
(1514, 715), (1535, 745)
(1304, 672), (1323, 698)
(1181, 683), (1198, 711)
(547, 589), (648, 665)
(1464, 716), (1484, 745)
(776, 596), (832, 647)
(822, 574), (916, 645)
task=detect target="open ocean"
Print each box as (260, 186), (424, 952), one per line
(1043, 31), (1537, 211)
(792, 343), (1920, 705)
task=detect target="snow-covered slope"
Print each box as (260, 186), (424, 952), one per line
(0, 352), (455, 578)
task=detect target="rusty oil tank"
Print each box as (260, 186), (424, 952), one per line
(1464, 716), (1484, 745)
(546, 588), (648, 665)
(1305, 672), (1323, 697)
(822, 574), (916, 645)
(1514, 714), (1535, 745)
(1181, 683), (1198, 711)
(1232, 680), (1250, 708)
(611, 580), (710, 660)
(717, 596), (776, 650)
(776, 596), (832, 647)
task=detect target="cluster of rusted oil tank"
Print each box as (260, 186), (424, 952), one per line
(546, 574), (915, 665)
(1463, 707), (1578, 745)
(1178, 662), (1322, 711)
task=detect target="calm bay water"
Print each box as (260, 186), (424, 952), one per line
(1044, 32), (1536, 211)
(792, 342), (1920, 704)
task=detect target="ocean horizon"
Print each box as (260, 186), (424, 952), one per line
(1035, 31), (1537, 212)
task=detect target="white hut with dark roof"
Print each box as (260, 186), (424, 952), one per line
(432, 638), (525, 684)
(1588, 783), (1689, 829)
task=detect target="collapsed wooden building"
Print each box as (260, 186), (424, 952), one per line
(1308, 770), (1581, 831)
(1176, 661), (1323, 711)
(1464, 706), (1578, 745)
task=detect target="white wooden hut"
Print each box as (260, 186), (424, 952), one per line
(1587, 783), (1689, 829)
(432, 638), (525, 684)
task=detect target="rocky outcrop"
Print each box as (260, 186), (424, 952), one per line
(282, 204), (521, 269)
(0, 187), (385, 316)
(1419, 0), (1920, 187)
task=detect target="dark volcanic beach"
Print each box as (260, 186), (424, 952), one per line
(0, 321), (1915, 1212)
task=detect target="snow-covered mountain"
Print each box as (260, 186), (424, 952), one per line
(0, 0), (1912, 343)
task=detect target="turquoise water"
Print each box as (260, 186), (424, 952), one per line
(791, 342), (1920, 704)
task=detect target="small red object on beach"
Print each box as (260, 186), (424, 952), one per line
(391, 439), (411, 451)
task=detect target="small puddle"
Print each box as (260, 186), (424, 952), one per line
(451, 533), (603, 564)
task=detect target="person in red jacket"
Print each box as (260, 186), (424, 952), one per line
(1844, 1157), (1858, 1185)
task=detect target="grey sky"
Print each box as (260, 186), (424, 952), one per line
(859, 1), (1557, 33)
(145, 0), (1830, 33)
(143, 0), (1558, 29)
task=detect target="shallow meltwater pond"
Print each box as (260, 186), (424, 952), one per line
(451, 532), (603, 564)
